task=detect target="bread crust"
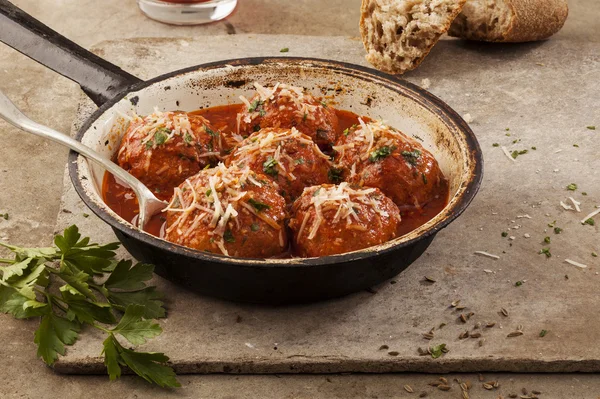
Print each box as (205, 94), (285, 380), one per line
(360, 0), (467, 74)
(448, 0), (569, 42)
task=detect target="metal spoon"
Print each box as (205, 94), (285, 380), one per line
(0, 90), (167, 229)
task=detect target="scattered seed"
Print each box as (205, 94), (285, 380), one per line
(424, 276), (436, 283)
(428, 381), (441, 387)
(509, 394), (517, 398)
(507, 331), (524, 337)
(460, 382), (469, 391)
(483, 383), (494, 390)
(498, 395), (505, 399)
(479, 338), (485, 347)
(470, 332), (482, 338)
(474, 322), (482, 329)
(404, 384), (414, 393)
(438, 385), (451, 391)
(451, 300), (461, 307)
(419, 393), (428, 398)
(501, 308), (509, 317)
(486, 322), (496, 328)
(462, 391), (470, 399)
(467, 312), (475, 318)
(520, 396), (533, 399)
(379, 345), (389, 350)
(422, 332), (435, 340)
(388, 351), (399, 356)
(459, 330), (470, 340)
(456, 306), (467, 310)
(532, 390), (541, 395)
(479, 374), (484, 382)
(417, 347), (428, 356)
(459, 314), (468, 323)
(439, 322), (447, 329)
(522, 388), (529, 395)
(516, 324), (523, 332)
(439, 377), (448, 384)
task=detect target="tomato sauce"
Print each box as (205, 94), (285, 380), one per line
(102, 106), (449, 242)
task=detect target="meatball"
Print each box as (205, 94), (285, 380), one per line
(289, 183), (400, 257)
(164, 163), (288, 258)
(117, 110), (223, 198)
(333, 119), (446, 211)
(237, 83), (339, 149)
(226, 127), (333, 202)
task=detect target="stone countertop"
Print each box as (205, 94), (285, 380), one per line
(1, 0), (599, 398)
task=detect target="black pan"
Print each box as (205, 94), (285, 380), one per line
(0, 0), (483, 304)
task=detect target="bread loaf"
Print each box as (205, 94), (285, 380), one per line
(360, 0), (467, 74)
(448, 0), (568, 42)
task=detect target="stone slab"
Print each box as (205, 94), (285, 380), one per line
(50, 34), (600, 375)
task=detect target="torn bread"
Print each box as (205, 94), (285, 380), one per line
(448, 0), (568, 42)
(360, 0), (467, 74)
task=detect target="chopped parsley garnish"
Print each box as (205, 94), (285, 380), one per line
(204, 125), (219, 137)
(505, 128), (510, 131)
(587, 126), (596, 130)
(223, 230), (235, 243)
(554, 227), (562, 234)
(280, 47), (289, 53)
(566, 183), (578, 191)
(400, 149), (420, 165)
(343, 128), (350, 136)
(501, 232), (508, 237)
(145, 140), (154, 149)
(320, 100), (328, 108)
(302, 113), (307, 122)
(492, 143), (499, 147)
(253, 124), (261, 132)
(515, 280), (523, 287)
(540, 330), (548, 337)
(263, 157), (278, 176)
(368, 146), (396, 162)
(0, 213), (8, 220)
(573, 144), (579, 148)
(247, 198), (270, 212)
(328, 168), (343, 183)
(531, 146), (537, 150)
(544, 236), (551, 244)
(205, 189), (212, 197)
(184, 132), (193, 144)
(294, 158), (305, 165)
(422, 173), (428, 185)
(512, 139), (521, 144)
(584, 218), (595, 226)
(539, 248), (552, 258)
(250, 223), (260, 232)
(592, 252), (598, 257)
(548, 220), (556, 228)
(154, 128), (169, 145)
(248, 99), (264, 114)
(312, 188), (321, 197)
(582, 192), (588, 196)
(511, 149), (528, 159)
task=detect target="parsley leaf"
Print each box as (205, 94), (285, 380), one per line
(370, 146), (396, 162)
(34, 312), (80, 365)
(103, 335), (180, 388)
(280, 47), (289, 53)
(223, 230), (235, 243)
(0, 225), (176, 387)
(154, 128), (170, 145)
(110, 304), (162, 346)
(328, 167), (344, 183)
(263, 157), (278, 176)
(566, 183), (577, 191)
(430, 343), (447, 359)
(247, 198), (270, 212)
(400, 149), (420, 165)
(248, 99), (263, 113)
(251, 223), (260, 232)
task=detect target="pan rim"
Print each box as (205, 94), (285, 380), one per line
(69, 56), (483, 268)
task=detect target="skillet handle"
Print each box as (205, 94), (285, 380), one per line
(0, 0), (142, 106)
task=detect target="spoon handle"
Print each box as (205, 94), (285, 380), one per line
(0, 89), (162, 227)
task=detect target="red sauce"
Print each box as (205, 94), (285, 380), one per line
(102, 106), (449, 244)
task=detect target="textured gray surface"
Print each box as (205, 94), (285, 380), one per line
(50, 35), (600, 375)
(0, 0), (599, 397)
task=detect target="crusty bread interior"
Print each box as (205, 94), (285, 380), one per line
(361, 0), (466, 74)
(448, 0), (512, 41)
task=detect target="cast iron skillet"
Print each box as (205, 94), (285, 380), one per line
(0, 1), (483, 304)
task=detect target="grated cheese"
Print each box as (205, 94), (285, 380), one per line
(560, 201), (573, 211)
(565, 259), (588, 269)
(163, 163), (279, 255)
(568, 197), (581, 212)
(581, 207), (600, 224)
(474, 251), (500, 260)
(300, 183), (398, 240)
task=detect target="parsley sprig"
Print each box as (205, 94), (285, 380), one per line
(0, 225), (179, 388)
